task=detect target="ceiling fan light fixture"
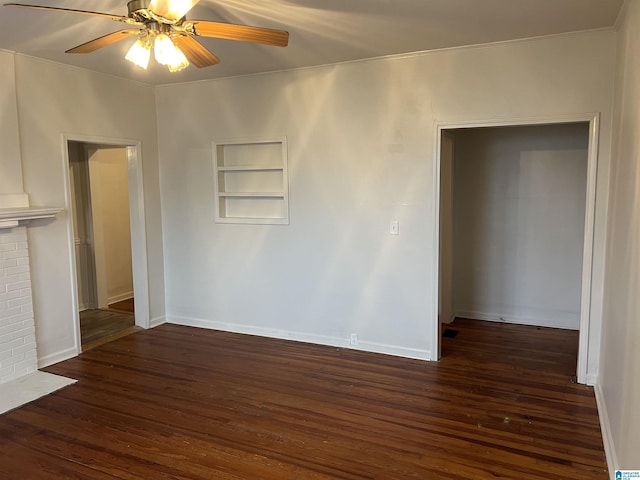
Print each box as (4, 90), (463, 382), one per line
(154, 33), (189, 71)
(148, 0), (199, 22)
(6, 0), (289, 74)
(167, 54), (189, 72)
(125, 37), (151, 69)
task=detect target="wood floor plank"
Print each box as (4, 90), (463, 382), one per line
(108, 298), (134, 314)
(0, 319), (607, 479)
(80, 309), (136, 346)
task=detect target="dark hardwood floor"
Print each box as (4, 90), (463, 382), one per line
(80, 307), (138, 351)
(0, 319), (607, 479)
(108, 298), (135, 314)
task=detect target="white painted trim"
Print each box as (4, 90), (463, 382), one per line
(594, 384), (617, 479)
(149, 316), (166, 328)
(433, 113), (600, 383)
(108, 292), (134, 305)
(212, 136), (290, 225)
(0, 206), (62, 230)
(61, 134), (151, 358)
(454, 310), (579, 331)
(431, 129), (444, 361)
(435, 113), (600, 130)
(349, 341), (431, 361)
(578, 115), (600, 384)
(37, 346), (78, 369)
(167, 315), (431, 361)
(126, 145), (150, 330)
(61, 139), (83, 357)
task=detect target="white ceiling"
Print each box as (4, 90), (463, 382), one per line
(0, 0), (623, 86)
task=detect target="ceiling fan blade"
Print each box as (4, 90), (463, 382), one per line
(66, 29), (141, 54)
(148, 0), (199, 22)
(188, 20), (289, 47)
(4, 3), (140, 25)
(172, 35), (220, 68)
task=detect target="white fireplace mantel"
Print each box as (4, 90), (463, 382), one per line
(0, 204), (74, 412)
(0, 206), (63, 229)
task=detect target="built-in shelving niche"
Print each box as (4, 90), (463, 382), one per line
(213, 137), (289, 224)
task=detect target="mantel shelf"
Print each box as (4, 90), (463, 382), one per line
(0, 206), (63, 229)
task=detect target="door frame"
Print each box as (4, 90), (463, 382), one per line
(62, 134), (150, 352)
(431, 114), (600, 385)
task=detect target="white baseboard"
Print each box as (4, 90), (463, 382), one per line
(454, 309), (579, 330)
(149, 316), (166, 328)
(37, 317), (165, 367)
(37, 346), (78, 369)
(108, 291), (134, 305)
(594, 384), (617, 479)
(586, 372), (599, 386)
(167, 315), (431, 361)
(441, 314), (455, 324)
(352, 340), (431, 361)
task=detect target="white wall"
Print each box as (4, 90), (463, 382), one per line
(70, 145), (134, 309)
(599, 0), (640, 471)
(0, 50), (27, 208)
(452, 124), (589, 329)
(156, 30), (615, 374)
(13, 56), (164, 365)
(87, 147), (134, 305)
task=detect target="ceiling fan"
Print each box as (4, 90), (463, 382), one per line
(4, 0), (289, 72)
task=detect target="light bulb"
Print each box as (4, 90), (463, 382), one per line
(167, 51), (189, 72)
(125, 38), (151, 70)
(154, 34), (189, 72)
(149, 0), (199, 21)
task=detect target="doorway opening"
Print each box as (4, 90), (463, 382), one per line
(64, 137), (150, 352)
(434, 118), (599, 384)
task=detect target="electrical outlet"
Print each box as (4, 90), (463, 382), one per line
(350, 333), (359, 346)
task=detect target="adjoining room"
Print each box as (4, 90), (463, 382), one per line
(439, 123), (590, 380)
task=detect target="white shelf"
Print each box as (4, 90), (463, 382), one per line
(217, 217), (290, 225)
(218, 192), (285, 198)
(217, 166), (283, 172)
(213, 137), (289, 225)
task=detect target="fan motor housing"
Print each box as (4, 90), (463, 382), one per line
(127, 0), (151, 19)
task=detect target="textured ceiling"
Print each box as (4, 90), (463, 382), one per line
(0, 0), (624, 85)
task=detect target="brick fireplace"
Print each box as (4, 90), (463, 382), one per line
(0, 225), (37, 383)
(0, 207), (75, 414)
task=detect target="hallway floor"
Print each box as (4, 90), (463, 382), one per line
(79, 306), (138, 351)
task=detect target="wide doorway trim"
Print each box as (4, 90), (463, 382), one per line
(61, 134), (150, 354)
(431, 114), (600, 385)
